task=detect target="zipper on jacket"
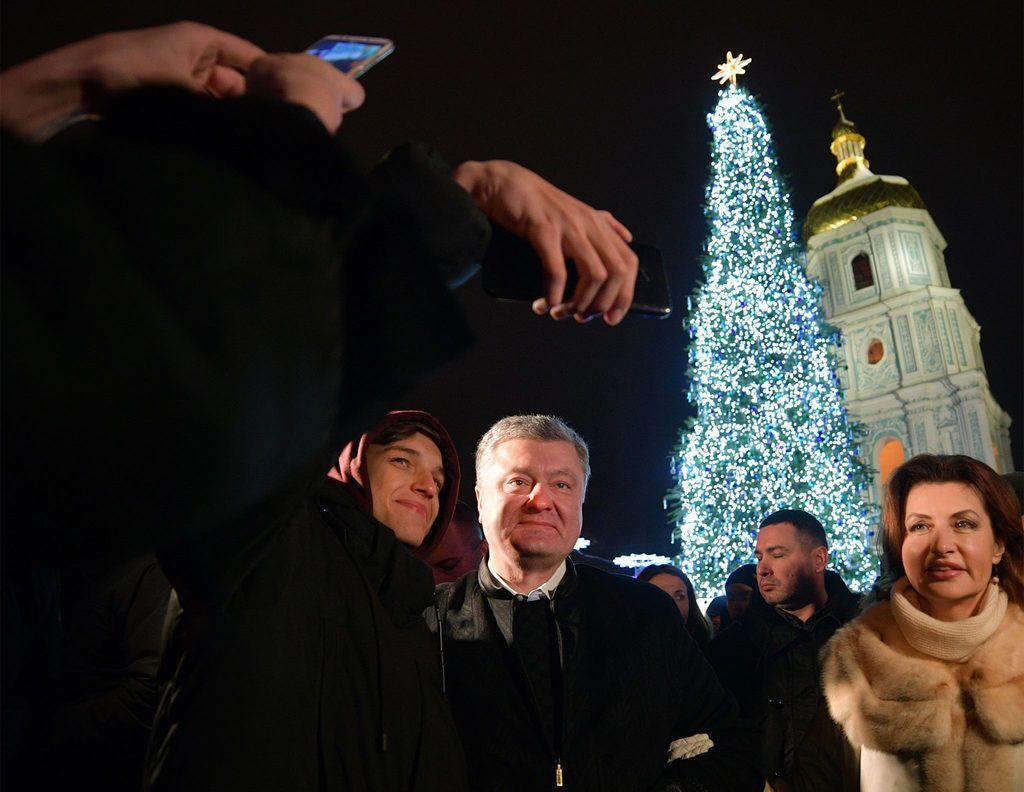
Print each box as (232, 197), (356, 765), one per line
(551, 597), (565, 788)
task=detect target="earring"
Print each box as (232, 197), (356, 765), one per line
(991, 563), (1000, 586)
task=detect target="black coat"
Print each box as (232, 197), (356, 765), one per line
(3, 86), (486, 562)
(50, 556), (170, 791)
(704, 571), (860, 789)
(151, 479), (468, 791)
(429, 560), (762, 792)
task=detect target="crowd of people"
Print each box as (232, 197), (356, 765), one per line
(3, 20), (1023, 792)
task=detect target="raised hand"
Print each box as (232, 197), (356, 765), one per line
(453, 159), (638, 325)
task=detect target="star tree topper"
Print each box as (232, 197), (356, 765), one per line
(711, 51), (752, 86)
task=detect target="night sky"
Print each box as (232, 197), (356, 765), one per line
(5, 1), (1021, 568)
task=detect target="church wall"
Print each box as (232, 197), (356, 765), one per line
(805, 207), (1014, 499)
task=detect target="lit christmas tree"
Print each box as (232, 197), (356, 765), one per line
(667, 54), (878, 594)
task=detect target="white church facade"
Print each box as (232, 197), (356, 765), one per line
(802, 102), (1014, 508)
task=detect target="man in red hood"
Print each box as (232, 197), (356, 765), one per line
(329, 410), (461, 557)
(329, 411), (486, 585)
(151, 409), (471, 791)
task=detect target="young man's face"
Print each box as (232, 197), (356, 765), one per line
(365, 432), (444, 547)
(754, 521), (825, 611)
(475, 438), (584, 572)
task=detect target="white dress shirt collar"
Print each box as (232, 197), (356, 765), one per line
(487, 558), (566, 601)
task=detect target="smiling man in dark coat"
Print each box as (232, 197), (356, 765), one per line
(430, 415), (761, 792)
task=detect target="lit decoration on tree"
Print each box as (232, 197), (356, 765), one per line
(666, 60), (878, 595)
(613, 553), (672, 571)
(711, 51), (752, 86)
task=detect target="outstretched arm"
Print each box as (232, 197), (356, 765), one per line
(0, 22), (370, 141)
(0, 22), (265, 141)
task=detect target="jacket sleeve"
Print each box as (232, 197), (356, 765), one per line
(656, 619), (763, 791)
(3, 88), (484, 561)
(50, 560), (171, 748)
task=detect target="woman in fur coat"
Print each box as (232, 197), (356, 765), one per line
(822, 454), (1024, 792)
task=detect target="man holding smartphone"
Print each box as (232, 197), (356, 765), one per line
(3, 20), (640, 790)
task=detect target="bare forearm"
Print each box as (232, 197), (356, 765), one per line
(0, 38), (96, 140)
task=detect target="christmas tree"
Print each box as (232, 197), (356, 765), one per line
(667, 55), (878, 594)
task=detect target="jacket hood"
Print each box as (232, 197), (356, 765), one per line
(327, 409), (460, 559)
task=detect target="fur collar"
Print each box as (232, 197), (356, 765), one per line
(823, 601), (1024, 791)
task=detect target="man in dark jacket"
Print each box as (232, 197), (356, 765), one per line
(151, 411), (469, 790)
(705, 509), (861, 792)
(430, 415), (761, 792)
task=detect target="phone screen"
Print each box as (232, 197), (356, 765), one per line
(307, 40), (382, 71)
(305, 36), (394, 77)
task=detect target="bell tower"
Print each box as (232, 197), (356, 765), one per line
(803, 95), (1013, 506)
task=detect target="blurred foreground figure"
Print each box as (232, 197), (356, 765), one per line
(51, 558), (170, 791)
(2, 22), (640, 791)
(430, 415), (761, 791)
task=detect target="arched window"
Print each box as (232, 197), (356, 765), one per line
(851, 252), (874, 291)
(867, 338), (884, 365)
(879, 438), (906, 485)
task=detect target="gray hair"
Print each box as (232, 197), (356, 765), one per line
(475, 415), (591, 491)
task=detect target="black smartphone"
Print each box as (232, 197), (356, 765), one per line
(482, 226), (672, 318)
(305, 35), (395, 78)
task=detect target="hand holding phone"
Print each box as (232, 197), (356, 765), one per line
(306, 35), (394, 78)
(483, 226), (672, 319)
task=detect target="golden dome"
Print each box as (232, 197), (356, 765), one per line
(802, 176), (927, 241)
(803, 96), (928, 241)
(831, 117), (859, 140)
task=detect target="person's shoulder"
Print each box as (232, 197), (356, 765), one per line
(706, 615), (758, 661)
(578, 566), (679, 619)
(821, 599), (893, 674)
(989, 600), (1024, 648)
(976, 602), (1024, 685)
(823, 570), (863, 623)
(1004, 600), (1024, 623)
(434, 568), (480, 608)
(579, 564), (650, 597)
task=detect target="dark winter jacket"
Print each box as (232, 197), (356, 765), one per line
(705, 571), (860, 790)
(429, 559), (762, 792)
(151, 479), (468, 791)
(49, 556), (170, 792)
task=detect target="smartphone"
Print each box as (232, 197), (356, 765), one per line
(482, 226), (672, 318)
(306, 35), (395, 78)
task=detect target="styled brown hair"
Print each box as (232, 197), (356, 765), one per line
(882, 454), (1024, 605)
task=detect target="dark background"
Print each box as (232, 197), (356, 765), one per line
(5, 0), (1021, 564)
